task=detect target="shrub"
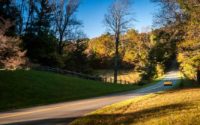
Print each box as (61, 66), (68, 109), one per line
(40, 53), (64, 68)
(155, 63), (165, 78)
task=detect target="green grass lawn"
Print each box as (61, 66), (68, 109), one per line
(70, 80), (200, 125)
(0, 70), (145, 111)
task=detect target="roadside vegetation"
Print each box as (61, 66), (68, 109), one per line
(70, 80), (200, 125)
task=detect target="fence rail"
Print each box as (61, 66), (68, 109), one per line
(34, 66), (132, 84)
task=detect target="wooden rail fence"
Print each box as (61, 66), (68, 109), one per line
(34, 66), (131, 84)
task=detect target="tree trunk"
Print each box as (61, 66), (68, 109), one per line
(58, 34), (63, 55)
(114, 35), (119, 83)
(197, 67), (200, 84)
(58, 41), (62, 55)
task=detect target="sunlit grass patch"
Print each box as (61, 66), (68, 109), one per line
(94, 69), (141, 83)
(70, 87), (200, 125)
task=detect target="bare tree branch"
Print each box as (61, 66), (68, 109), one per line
(104, 0), (134, 83)
(53, 0), (81, 55)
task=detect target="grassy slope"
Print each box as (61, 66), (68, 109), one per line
(70, 80), (200, 125)
(0, 70), (144, 111)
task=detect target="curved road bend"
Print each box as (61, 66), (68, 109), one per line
(0, 71), (181, 125)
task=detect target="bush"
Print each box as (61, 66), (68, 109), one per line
(64, 41), (92, 73)
(140, 64), (156, 81)
(40, 53), (64, 68)
(140, 62), (165, 81)
(155, 63), (165, 78)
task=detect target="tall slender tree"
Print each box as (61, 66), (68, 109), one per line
(104, 0), (133, 83)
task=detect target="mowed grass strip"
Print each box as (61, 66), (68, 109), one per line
(70, 83), (200, 125)
(0, 70), (141, 111)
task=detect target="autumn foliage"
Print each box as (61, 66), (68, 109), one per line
(0, 18), (26, 70)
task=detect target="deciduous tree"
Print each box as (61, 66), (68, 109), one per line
(53, 0), (81, 55)
(104, 0), (134, 83)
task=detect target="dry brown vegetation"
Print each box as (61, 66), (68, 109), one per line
(70, 86), (200, 125)
(94, 70), (141, 84)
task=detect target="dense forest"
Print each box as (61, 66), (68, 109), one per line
(0, 0), (199, 82)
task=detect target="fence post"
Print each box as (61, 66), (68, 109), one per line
(36, 66), (118, 83)
(197, 67), (200, 84)
(105, 77), (107, 83)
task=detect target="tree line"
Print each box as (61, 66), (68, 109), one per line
(0, 0), (84, 68)
(152, 0), (200, 82)
(0, 0), (199, 83)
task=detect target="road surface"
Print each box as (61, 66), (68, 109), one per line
(0, 71), (181, 125)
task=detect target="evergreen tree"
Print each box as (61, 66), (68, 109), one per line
(0, 0), (21, 36)
(23, 0), (60, 66)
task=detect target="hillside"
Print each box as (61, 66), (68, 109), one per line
(0, 70), (141, 111)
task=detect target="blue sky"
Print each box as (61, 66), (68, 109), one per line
(76, 0), (157, 38)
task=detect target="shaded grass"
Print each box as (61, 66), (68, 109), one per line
(70, 80), (200, 125)
(179, 79), (200, 88)
(0, 70), (147, 111)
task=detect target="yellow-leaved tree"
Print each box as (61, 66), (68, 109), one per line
(177, 0), (200, 81)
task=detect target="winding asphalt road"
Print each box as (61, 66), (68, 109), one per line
(0, 71), (181, 125)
